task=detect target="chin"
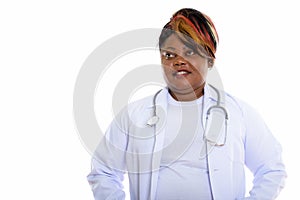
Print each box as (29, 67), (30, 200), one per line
(168, 85), (194, 94)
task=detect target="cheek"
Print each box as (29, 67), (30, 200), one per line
(200, 66), (209, 77)
(161, 61), (172, 73)
(162, 67), (173, 79)
(192, 62), (209, 77)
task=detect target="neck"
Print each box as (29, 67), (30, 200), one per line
(169, 86), (204, 101)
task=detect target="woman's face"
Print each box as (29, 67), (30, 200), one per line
(160, 34), (211, 101)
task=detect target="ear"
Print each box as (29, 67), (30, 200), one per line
(208, 59), (214, 68)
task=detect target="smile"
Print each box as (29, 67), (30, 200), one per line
(173, 70), (191, 77)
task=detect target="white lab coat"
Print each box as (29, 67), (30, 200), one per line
(87, 84), (286, 200)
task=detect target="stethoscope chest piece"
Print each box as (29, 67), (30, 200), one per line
(147, 115), (159, 127)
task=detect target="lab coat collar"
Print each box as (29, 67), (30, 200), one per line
(152, 83), (221, 107)
(204, 83), (225, 105)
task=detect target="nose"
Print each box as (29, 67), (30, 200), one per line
(173, 56), (187, 67)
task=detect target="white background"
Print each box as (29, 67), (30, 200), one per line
(1, 0), (299, 199)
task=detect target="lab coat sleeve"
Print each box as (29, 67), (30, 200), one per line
(87, 112), (129, 200)
(242, 102), (287, 199)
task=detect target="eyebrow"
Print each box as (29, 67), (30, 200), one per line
(161, 46), (175, 51)
(161, 46), (190, 51)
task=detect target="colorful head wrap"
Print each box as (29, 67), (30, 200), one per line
(159, 8), (219, 59)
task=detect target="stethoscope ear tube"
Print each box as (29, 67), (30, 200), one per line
(206, 105), (229, 120)
(148, 86), (228, 146)
(204, 106), (228, 147)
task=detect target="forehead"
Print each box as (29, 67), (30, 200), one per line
(161, 34), (192, 51)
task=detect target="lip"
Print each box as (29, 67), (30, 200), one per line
(172, 69), (192, 77)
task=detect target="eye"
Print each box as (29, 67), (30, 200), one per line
(186, 50), (195, 56)
(161, 51), (176, 60)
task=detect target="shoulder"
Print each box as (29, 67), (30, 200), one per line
(127, 94), (155, 113)
(224, 91), (268, 131)
(206, 84), (255, 119)
(224, 91), (260, 118)
(116, 92), (157, 123)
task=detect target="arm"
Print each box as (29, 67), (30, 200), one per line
(242, 103), (287, 199)
(87, 115), (129, 200)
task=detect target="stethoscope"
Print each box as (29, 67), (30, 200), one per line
(146, 84), (229, 146)
(146, 84), (229, 200)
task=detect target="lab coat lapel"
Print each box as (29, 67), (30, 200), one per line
(125, 88), (168, 200)
(148, 88), (168, 200)
(200, 84), (227, 158)
(201, 84), (218, 136)
(202, 84), (234, 199)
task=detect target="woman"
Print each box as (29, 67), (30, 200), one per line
(87, 8), (286, 199)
